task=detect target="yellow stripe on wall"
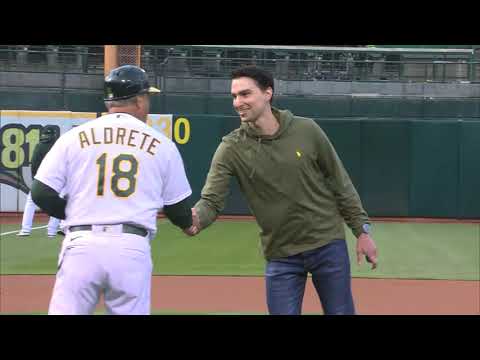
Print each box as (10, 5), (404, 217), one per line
(71, 112), (97, 119)
(1, 110), (98, 119)
(1, 110), (71, 118)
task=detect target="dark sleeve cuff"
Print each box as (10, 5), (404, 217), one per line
(163, 197), (193, 229)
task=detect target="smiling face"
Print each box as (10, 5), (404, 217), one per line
(231, 77), (273, 124)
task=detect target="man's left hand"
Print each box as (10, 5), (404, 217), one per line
(356, 233), (378, 270)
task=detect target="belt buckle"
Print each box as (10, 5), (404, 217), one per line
(92, 224), (119, 234)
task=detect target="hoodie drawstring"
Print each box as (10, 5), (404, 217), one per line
(249, 137), (262, 179)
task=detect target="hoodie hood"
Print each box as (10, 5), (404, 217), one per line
(240, 107), (294, 140)
(237, 107), (295, 179)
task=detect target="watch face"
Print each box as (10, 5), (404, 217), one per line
(362, 223), (371, 234)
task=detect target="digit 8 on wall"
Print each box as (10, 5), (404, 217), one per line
(0, 124), (42, 170)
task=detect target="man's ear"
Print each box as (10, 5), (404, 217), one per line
(134, 95), (142, 109)
(265, 87), (273, 102)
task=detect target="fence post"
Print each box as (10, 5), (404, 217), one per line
(16, 45), (28, 66)
(75, 46), (88, 73)
(46, 45), (59, 68)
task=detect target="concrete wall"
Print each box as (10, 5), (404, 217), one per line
(2, 71), (480, 98)
(162, 77), (480, 98)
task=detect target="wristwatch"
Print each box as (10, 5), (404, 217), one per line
(361, 223), (371, 235)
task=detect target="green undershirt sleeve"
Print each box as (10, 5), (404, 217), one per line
(163, 196), (193, 230)
(30, 180), (66, 220)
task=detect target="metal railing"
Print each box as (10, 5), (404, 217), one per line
(0, 45), (479, 83)
(142, 55), (480, 83)
(0, 45), (104, 73)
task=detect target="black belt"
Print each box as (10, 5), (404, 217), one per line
(69, 224), (148, 237)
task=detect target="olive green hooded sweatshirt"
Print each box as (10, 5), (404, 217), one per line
(194, 107), (369, 260)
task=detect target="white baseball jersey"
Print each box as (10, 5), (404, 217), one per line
(35, 112), (192, 234)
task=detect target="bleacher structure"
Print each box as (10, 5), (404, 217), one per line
(141, 45), (480, 83)
(0, 45), (104, 73)
(0, 45), (479, 82)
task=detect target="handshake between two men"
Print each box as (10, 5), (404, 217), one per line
(183, 208), (201, 236)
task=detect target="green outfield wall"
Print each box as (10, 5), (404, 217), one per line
(1, 93), (479, 218)
(1, 91), (480, 119)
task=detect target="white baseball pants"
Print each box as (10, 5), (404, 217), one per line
(48, 225), (152, 315)
(21, 191), (60, 235)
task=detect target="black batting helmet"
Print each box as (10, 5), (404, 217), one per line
(104, 65), (161, 101)
(40, 125), (60, 143)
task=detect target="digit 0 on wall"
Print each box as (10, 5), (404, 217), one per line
(146, 114), (191, 145)
(173, 117), (190, 144)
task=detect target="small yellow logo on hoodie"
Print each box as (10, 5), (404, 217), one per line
(296, 150), (302, 158)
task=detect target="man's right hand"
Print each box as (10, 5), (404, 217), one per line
(191, 207), (201, 231)
(182, 208), (201, 236)
(183, 224), (198, 236)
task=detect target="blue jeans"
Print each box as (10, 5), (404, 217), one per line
(265, 239), (355, 315)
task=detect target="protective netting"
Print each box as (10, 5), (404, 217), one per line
(117, 45), (141, 66)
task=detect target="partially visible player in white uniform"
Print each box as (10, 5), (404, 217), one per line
(18, 126), (61, 238)
(32, 65), (198, 315)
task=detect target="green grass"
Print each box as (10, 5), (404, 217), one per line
(151, 219), (265, 275)
(1, 219), (479, 280)
(0, 221), (63, 274)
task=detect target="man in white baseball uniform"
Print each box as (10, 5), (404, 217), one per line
(31, 65), (198, 315)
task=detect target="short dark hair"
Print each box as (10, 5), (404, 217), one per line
(231, 65), (274, 103)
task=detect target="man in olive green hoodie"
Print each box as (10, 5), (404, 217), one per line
(193, 65), (378, 315)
